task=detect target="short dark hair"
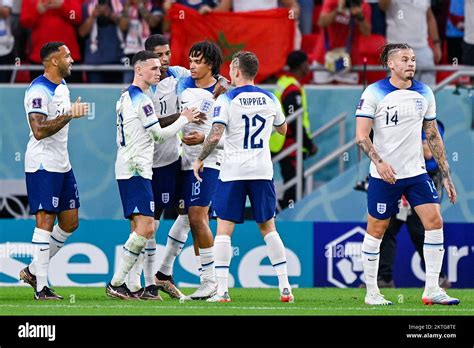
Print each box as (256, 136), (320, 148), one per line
(40, 42), (65, 61)
(189, 41), (223, 76)
(232, 51), (259, 79)
(145, 34), (169, 51)
(131, 51), (160, 66)
(287, 50), (308, 70)
(379, 43), (413, 68)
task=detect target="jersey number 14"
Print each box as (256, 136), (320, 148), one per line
(385, 109), (398, 125)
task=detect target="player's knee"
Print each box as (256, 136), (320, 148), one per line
(426, 215), (443, 230)
(60, 219), (79, 233)
(368, 224), (386, 239)
(36, 213), (55, 231)
(188, 214), (205, 232)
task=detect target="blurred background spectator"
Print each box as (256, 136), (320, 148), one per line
(463, 0), (474, 70)
(313, 0), (371, 84)
(380, 0), (441, 86)
(445, 0), (464, 65)
(271, 50), (318, 209)
(79, 0), (124, 83)
(20, 0), (83, 81)
(0, 0), (14, 82)
(120, 0), (163, 83)
(163, 0), (218, 13)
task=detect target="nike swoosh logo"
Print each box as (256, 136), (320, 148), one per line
(387, 105), (396, 109)
(368, 258), (377, 261)
(40, 248), (50, 252)
(148, 253), (156, 257)
(191, 198), (199, 202)
(181, 101), (188, 104)
(159, 96), (165, 100)
(433, 195), (439, 199)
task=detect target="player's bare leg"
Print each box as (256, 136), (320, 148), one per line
(126, 219), (143, 293)
(155, 211), (189, 299)
(207, 218), (234, 302)
(258, 218), (294, 303)
(21, 210), (76, 300)
(363, 215), (392, 305)
(187, 206), (217, 299)
(107, 215), (161, 300)
(414, 204), (460, 305)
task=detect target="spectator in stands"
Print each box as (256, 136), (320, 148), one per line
(79, 0), (124, 83)
(11, 0), (29, 64)
(119, 0), (163, 83)
(270, 50), (318, 209)
(298, 0), (314, 34)
(379, 0), (442, 86)
(366, 0), (384, 35)
(378, 121), (450, 289)
(20, 0), (83, 82)
(163, 0), (217, 14)
(463, 0), (474, 70)
(313, 0), (371, 84)
(0, 0), (14, 82)
(445, 0), (464, 65)
(207, 0), (299, 14)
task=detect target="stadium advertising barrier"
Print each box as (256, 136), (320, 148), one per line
(0, 220), (314, 288)
(2, 220), (473, 288)
(314, 222), (474, 288)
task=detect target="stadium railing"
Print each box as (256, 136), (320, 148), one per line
(1, 64), (473, 84)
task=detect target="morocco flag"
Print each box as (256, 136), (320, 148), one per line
(168, 4), (295, 83)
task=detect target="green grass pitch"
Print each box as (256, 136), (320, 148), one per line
(0, 287), (472, 316)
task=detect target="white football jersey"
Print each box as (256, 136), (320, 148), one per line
(24, 75), (72, 173)
(212, 85), (286, 182)
(115, 85), (161, 180)
(356, 78), (436, 179)
(146, 66), (190, 168)
(177, 76), (223, 171)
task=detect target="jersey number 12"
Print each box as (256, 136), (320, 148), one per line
(242, 114), (266, 149)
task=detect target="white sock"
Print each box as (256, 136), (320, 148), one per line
(112, 232), (147, 287)
(195, 254), (203, 281)
(424, 228), (444, 292)
(158, 214), (190, 276)
(144, 237), (156, 287)
(199, 247), (215, 282)
(127, 251), (144, 292)
(264, 231), (290, 293)
(49, 224), (72, 259)
(362, 233), (382, 294)
(214, 235), (231, 296)
(31, 228), (51, 292)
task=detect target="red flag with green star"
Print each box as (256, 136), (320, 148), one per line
(168, 4), (295, 83)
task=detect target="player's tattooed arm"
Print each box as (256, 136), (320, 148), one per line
(423, 119), (457, 203)
(28, 113), (73, 140)
(197, 123), (225, 161)
(356, 116), (396, 184)
(423, 120), (451, 179)
(28, 97), (89, 140)
(357, 137), (383, 164)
